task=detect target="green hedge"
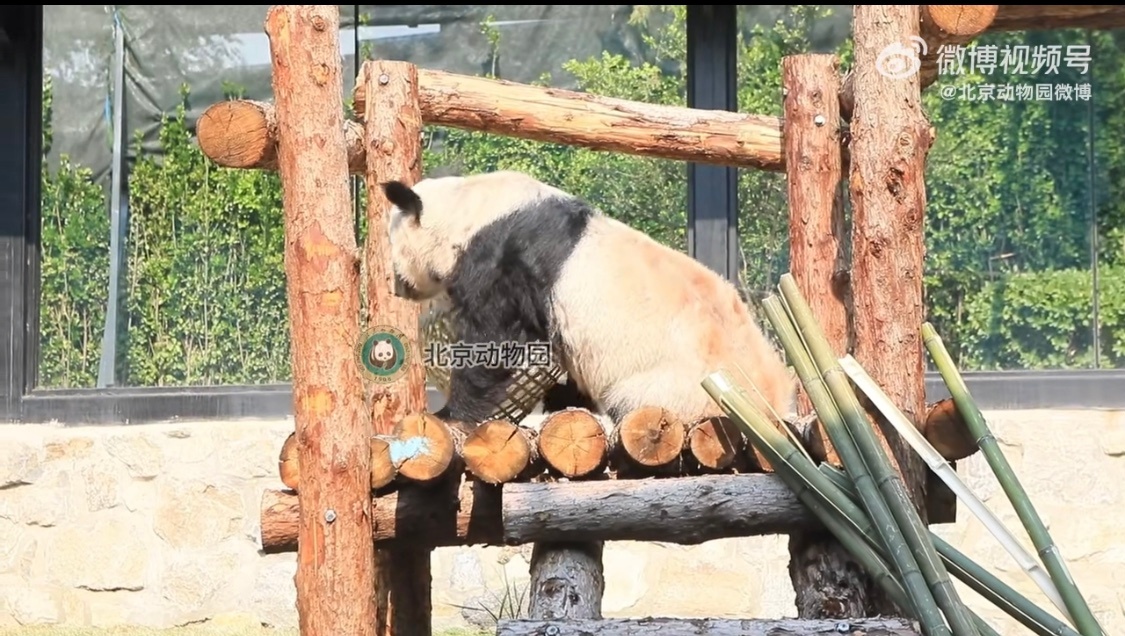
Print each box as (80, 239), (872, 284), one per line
(38, 6), (1125, 388)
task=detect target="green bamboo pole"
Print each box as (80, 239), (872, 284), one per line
(760, 296), (948, 635)
(776, 275), (979, 636)
(922, 323), (1104, 636)
(820, 463), (1082, 636)
(703, 371), (1001, 636)
(702, 373), (911, 606)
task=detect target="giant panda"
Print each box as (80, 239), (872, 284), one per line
(381, 170), (795, 428)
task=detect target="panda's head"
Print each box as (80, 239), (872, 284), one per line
(371, 339), (394, 363)
(380, 171), (567, 301)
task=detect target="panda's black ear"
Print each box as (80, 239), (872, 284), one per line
(381, 181), (423, 221)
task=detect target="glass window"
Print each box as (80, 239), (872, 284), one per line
(924, 29), (1101, 371)
(736, 6), (1112, 372)
(38, 5), (688, 390)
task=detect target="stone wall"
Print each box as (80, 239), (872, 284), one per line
(0, 409), (1122, 633)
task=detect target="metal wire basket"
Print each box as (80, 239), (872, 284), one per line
(420, 296), (565, 424)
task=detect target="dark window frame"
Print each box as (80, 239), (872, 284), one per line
(2, 5), (1122, 427)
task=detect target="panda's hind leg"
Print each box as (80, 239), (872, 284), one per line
(602, 366), (720, 424)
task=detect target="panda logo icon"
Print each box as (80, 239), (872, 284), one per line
(355, 326), (411, 384)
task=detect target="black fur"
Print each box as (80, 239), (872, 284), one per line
(381, 180), (423, 220)
(541, 376), (599, 413)
(605, 405), (627, 424)
(441, 195), (594, 424)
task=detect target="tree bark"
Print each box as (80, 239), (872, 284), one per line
(849, 4), (935, 513)
(987, 4), (1125, 31)
(497, 617), (923, 636)
(360, 59), (432, 636)
(263, 6), (375, 636)
(840, 5), (998, 119)
(783, 53), (884, 620)
(528, 542), (604, 620)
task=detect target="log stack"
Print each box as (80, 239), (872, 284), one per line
(275, 402), (979, 493)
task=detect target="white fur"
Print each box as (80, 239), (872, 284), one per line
(388, 171), (796, 423)
(550, 214), (795, 421)
(387, 171), (568, 299)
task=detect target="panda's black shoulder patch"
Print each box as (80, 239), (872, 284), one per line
(436, 194), (594, 424)
(448, 194), (592, 342)
(381, 180), (423, 220)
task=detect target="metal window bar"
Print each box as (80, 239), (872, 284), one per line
(685, 5), (740, 281)
(96, 6), (128, 388)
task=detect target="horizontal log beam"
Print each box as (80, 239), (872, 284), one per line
(504, 474), (813, 544)
(197, 69), (785, 175)
(989, 5), (1125, 31)
(259, 473), (817, 552)
(260, 480), (503, 553)
(496, 618), (922, 636)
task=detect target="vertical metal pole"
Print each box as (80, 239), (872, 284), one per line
(685, 5), (739, 281)
(1085, 30), (1100, 369)
(97, 7), (127, 388)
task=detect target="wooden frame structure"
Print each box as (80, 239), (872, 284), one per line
(194, 4), (1125, 635)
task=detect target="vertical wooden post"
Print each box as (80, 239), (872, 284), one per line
(264, 6), (375, 636)
(849, 5), (935, 515)
(783, 54), (884, 618)
(360, 60), (433, 636)
(782, 54), (848, 467)
(528, 542), (605, 620)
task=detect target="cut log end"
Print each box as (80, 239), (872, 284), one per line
(370, 436), (397, 489)
(924, 398), (979, 462)
(276, 432), (398, 491)
(394, 412), (461, 483)
(538, 409), (607, 479)
(922, 5), (1000, 38)
(197, 100), (276, 170)
(278, 431), (299, 490)
(462, 419), (537, 484)
(615, 406), (687, 469)
(687, 416), (746, 471)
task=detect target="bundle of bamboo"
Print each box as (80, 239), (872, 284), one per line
(702, 272), (1103, 636)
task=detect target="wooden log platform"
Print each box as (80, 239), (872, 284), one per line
(259, 473), (818, 552)
(496, 617), (922, 636)
(277, 404), (976, 492)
